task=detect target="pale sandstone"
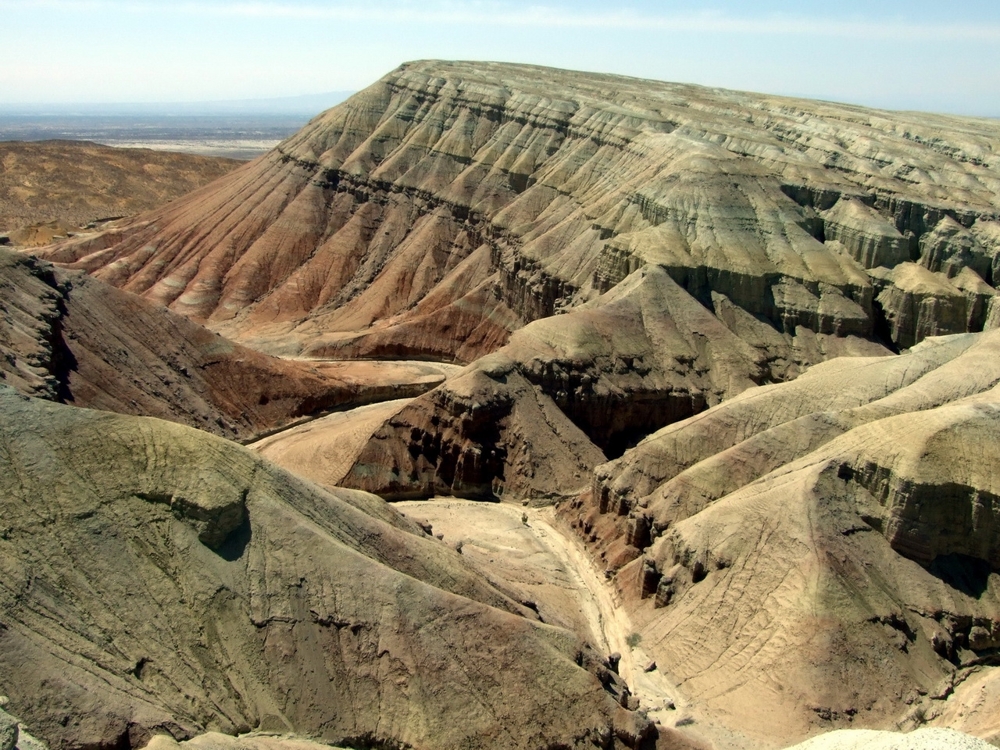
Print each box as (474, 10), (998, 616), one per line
(559, 331), (1000, 745)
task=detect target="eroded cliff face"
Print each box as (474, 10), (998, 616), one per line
(560, 331), (1000, 742)
(39, 61), (1000, 364)
(338, 265), (771, 502)
(0, 248), (445, 441)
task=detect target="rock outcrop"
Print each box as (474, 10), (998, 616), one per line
(923, 665), (1000, 744)
(0, 710), (17, 750)
(36, 61), (1000, 362)
(560, 331), (1000, 743)
(0, 387), (652, 750)
(332, 263), (887, 504)
(0, 248), (447, 440)
(870, 263), (997, 349)
(339, 353), (605, 502)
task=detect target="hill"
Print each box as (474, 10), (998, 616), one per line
(0, 387), (659, 750)
(0, 140), (239, 243)
(17, 61), (1000, 747)
(560, 330), (1000, 743)
(0, 247), (449, 441)
(37, 60), (1000, 367)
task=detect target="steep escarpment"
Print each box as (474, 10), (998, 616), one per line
(0, 248), (445, 441)
(39, 61), (1000, 365)
(557, 331), (1000, 744)
(334, 264), (888, 504)
(0, 387), (654, 750)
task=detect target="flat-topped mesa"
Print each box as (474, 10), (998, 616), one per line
(38, 60), (1000, 364)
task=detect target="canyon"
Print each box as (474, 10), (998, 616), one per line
(2, 60), (1000, 750)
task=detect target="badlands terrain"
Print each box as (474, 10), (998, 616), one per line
(0, 140), (239, 246)
(2, 60), (1000, 750)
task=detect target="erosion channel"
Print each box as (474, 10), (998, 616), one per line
(395, 499), (696, 734)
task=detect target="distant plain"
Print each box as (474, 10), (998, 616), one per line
(0, 92), (353, 158)
(0, 114), (309, 159)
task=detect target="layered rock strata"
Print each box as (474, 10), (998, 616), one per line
(0, 248), (446, 440)
(334, 264), (888, 504)
(560, 331), (1000, 743)
(37, 61), (1000, 362)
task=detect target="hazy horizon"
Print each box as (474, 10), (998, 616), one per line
(0, 91), (354, 116)
(3, 1), (999, 117)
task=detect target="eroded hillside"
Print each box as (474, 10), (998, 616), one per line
(0, 247), (451, 440)
(558, 331), (1000, 744)
(40, 61), (1000, 368)
(0, 387), (663, 750)
(0, 140), (239, 244)
(11, 62), (1000, 749)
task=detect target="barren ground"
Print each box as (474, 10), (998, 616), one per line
(395, 498), (750, 747)
(0, 140), (241, 241)
(247, 360), (462, 483)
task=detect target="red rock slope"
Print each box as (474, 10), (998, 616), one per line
(38, 61), (1000, 367)
(0, 248), (444, 441)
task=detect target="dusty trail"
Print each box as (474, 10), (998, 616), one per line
(396, 498), (687, 727)
(244, 359), (461, 447)
(522, 505), (687, 727)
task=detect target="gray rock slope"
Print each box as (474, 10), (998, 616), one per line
(0, 387), (653, 750)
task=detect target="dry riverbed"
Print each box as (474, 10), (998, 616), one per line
(395, 498), (686, 730)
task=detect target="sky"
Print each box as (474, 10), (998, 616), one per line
(2, 0), (999, 116)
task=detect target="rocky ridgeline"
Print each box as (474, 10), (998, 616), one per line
(39, 61), (1000, 364)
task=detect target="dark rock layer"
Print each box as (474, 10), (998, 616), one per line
(38, 61), (1000, 362)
